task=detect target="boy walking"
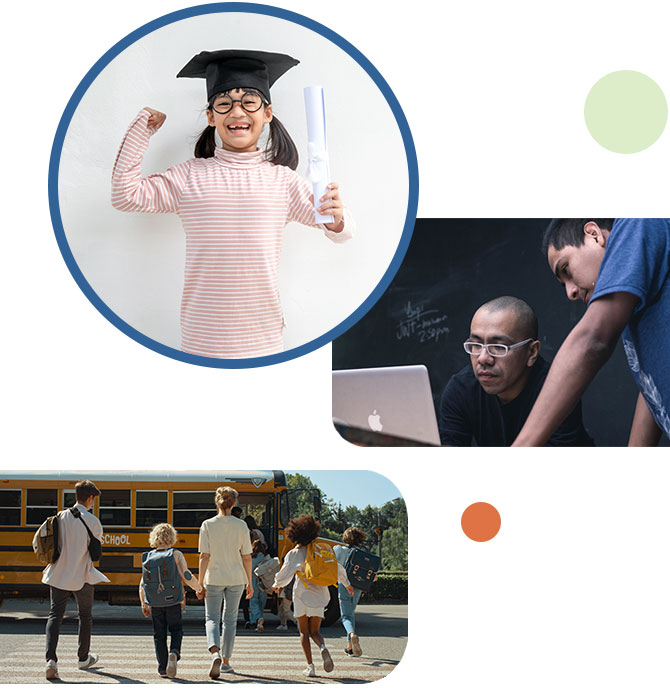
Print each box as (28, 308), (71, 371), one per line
(140, 523), (204, 678)
(35, 479), (109, 680)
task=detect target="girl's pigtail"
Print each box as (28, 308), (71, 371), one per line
(194, 125), (216, 159)
(267, 117), (299, 170)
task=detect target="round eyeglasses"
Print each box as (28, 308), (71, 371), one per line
(211, 91), (265, 115)
(463, 338), (534, 358)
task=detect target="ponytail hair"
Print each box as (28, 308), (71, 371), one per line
(266, 117), (298, 170)
(194, 125), (216, 159)
(194, 91), (299, 170)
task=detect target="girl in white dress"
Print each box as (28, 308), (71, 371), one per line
(272, 514), (353, 677)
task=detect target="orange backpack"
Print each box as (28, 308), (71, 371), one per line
(297, 540), (339, 587)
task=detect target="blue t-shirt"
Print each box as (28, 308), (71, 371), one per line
(590, 218), (670, 438)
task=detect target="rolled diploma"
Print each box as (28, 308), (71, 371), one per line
(304, 86), (334, 224)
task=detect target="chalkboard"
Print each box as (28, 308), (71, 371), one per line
(332, 219), (662, 447)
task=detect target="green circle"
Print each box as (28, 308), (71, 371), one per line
(584, 70), (668, 153)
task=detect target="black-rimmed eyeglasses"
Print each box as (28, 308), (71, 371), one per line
(211, 91), (266, 114)
(463, 338), (534, 358)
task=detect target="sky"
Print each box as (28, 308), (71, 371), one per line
(289, 470), (402, 509)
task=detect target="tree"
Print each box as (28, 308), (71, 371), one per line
(284, 474), (408, 571)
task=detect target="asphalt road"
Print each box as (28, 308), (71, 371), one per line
(0, 600), (407, 684)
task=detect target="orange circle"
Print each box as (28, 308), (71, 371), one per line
(461, 502), (501, 542)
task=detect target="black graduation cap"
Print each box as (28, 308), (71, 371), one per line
(177, 50), (299, 104)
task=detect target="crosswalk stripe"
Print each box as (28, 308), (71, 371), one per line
(0, 635), (398, 682)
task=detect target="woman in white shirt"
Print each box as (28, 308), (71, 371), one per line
(198, 487), (253, 678)
(272, 514), (353, 678)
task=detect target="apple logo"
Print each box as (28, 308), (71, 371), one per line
(368, 410), (383, 432)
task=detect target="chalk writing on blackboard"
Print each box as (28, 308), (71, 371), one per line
(395, 301), (450, 344)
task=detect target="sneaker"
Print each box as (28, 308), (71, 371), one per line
(159, 670), (168, 678)
(303, 664), (316, 677)
(166, 652), (178, 678)
(221, 663), (234, 673)
(276, 624), (288, 631)
(344, 647), (354, 656)
(256, 618), (264, 633)
(46, 660), (59, 680)
(78, 653), (99, 670)
(321, 647), (334, 673)
(350, 633), (362, 657)
(244, 621), (254, 629)
(209, 653), (222, 679)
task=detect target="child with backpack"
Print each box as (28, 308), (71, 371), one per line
(333, 527), (380, 658)
(272, 515), (354, 677)
(140, 523), (204, 678)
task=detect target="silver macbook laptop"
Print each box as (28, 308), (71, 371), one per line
(332, 365), (441, 446)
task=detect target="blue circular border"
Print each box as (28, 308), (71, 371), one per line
(48, 2), (418, 369)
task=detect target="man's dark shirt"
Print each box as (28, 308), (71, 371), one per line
(438, 357), (595, 446)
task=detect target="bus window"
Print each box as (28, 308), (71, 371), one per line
(63, 490), (76, 509)
(0, 489), (21, 526)
(26, 489), (58, 525)
(173, 492), (217, 528)
(99, 489), (131, 526)
(136, 491), (168, 527)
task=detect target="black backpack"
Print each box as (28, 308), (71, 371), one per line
(342, 546), (381, 592)
(70, 507), (103, 561)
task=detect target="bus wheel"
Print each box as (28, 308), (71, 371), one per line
(322, 586), (340, 627)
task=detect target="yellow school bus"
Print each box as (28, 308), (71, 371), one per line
(0, 471), (325, 610)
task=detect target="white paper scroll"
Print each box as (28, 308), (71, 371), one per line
(304, 86), (334, 224)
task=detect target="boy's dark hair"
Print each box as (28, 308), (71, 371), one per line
(231, 506), (243, 518)
(74, 480), (101, 503)
(285, 514), (321, 546)
(542, 219), (615, 256)
(194, 91), (299, 170)
(342, 527), (366, 547)
(244, 515), (259, 531)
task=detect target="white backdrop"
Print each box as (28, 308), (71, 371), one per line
(57, 11), (409, 352)
(3, 1), (670, 689)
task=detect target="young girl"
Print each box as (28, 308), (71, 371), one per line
(140, 523), (203, 678)
(272, 514), (353, 677)
(249, 539), (269, 632)
(111, 49), (354, 359)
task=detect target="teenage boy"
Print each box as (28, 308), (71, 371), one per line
(513, 218), (669, 446)
(36, 479), (109, 680)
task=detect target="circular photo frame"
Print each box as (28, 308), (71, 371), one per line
(49, 2), (418, 368)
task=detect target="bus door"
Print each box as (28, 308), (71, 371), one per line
(237, 492), (275, 554)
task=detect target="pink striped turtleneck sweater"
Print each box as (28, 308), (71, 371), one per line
(111, 109), (353, 359)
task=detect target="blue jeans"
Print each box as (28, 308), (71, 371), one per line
(151, 604), (183, 673)
(338, 586), (362, 637)
(204, 584), (244, 658)
(249, 585), (267, 623)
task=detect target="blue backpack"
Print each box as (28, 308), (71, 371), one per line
(141, 549), (183, 607)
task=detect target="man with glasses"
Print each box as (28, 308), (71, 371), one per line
(438, 296), (593, 446)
